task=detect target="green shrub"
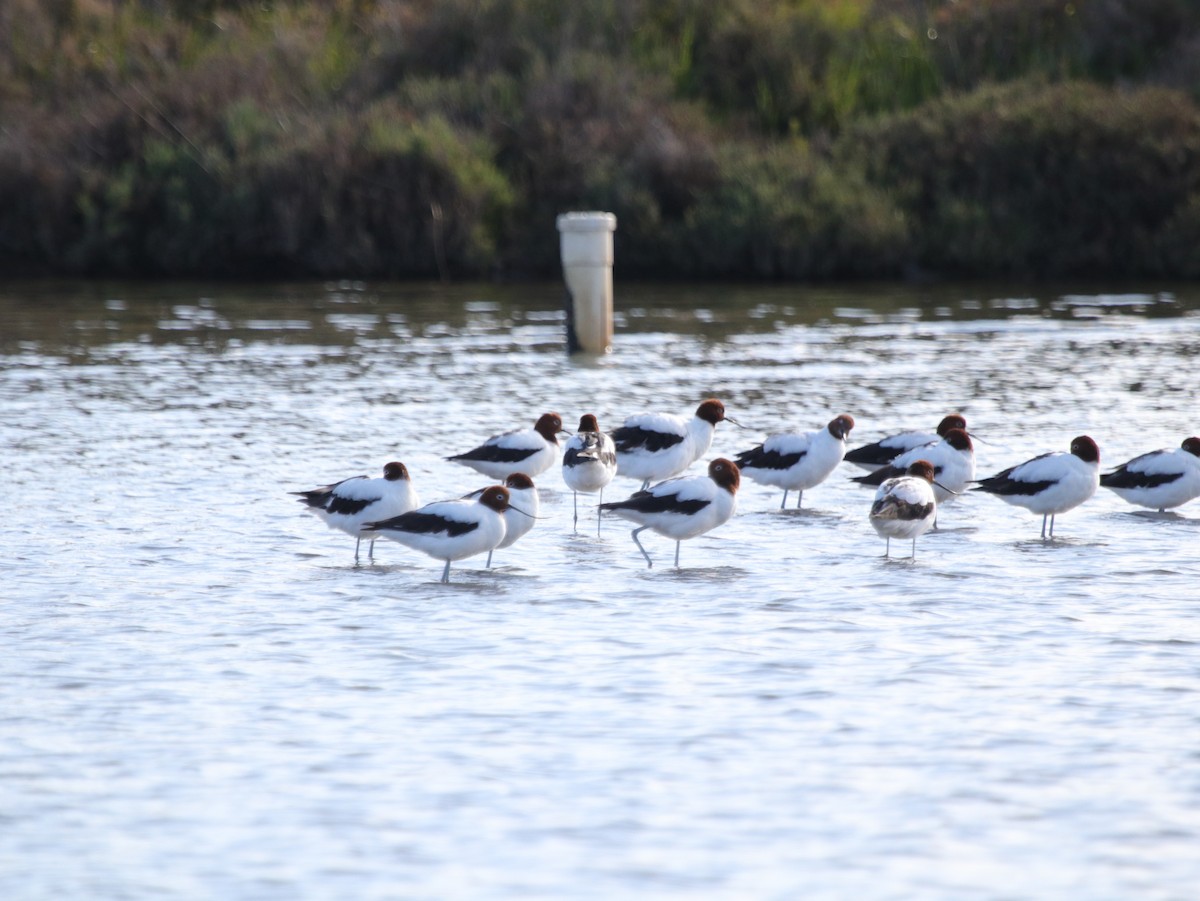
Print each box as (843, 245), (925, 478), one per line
(3, 0), (1200, 279)
(1, 95), (514, 276)
(490, 49), (718, 275)
(672, 141), (910, 278)
(929, 0), (1200, 91)
(639, 0), (942, 135)
(209, 106), (514, 277)
(844, 80), (1200, 276)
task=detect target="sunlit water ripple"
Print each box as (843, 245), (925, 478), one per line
(2, 281), (1198, 899)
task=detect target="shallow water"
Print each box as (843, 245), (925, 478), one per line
(2, 279), (1199, 899)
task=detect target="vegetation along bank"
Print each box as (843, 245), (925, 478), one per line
(1, 0), (1198, 280)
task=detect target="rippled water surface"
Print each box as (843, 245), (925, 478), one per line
(3, 279), (1199, 899)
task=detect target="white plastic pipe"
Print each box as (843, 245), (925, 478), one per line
(557, 212), (616, 354)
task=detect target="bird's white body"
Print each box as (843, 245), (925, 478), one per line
(562, 431), (618, 494)
(857, 430), (975, 506)
(982, 452), (1099, 515)
(292, 462), (419, 561)
(366, 487), (513, 581)
(307, 474), (420, 539)
(495, 478), (539, 551)
(735, 414), (853, 508)
(1101, 440), (1200, 511)
(601, 458), (740, 568)
(563, 415), (619, 532)
(870, 471), (938, 547)
(611, 399), (732, 489)
(607, 474), (736, 539)
(849, 430), (938, 471)
(973, 436), (1100, 538)
(448, 413), (564, 480)
(845, 414), (967, 472)
(613, 412), (714, 484)
(370, 498), (505, 561)
(892, 438), (974, 504)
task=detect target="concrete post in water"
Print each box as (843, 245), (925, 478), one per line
(557, 212), (616, 354)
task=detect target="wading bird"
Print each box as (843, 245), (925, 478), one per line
(972, 436), (1100, 539)
(292, 461), (419, 563)
(600, 458), (740, 569)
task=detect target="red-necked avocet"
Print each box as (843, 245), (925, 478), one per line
(845, 413), (967, 472)
(611, 398), (738, 490)
(973, 436), (1100, 539)
(448, 412), (567, 480)
(365, 485), (524, 583)
(291, 461), (420, 563)
(868, 459), (941, 558)
(852, 428), (974, 525)
(1100, 436), (1200, 513)
(734, 413), (855, 509)
(562, 413), (618, 533)
(600, 458), (740, 569)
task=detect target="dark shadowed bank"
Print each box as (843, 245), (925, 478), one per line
(1, 0), (1199, 281)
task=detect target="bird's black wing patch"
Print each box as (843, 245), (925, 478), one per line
(851, 465), (899, 486)
(601, 490), (710, 516)
(972, 467), (1055, 497)
(844, 441), (900, 467)
(564, 439), (616, 469)
(1100, 467), (1181, 490)
(294, 489), (333, 509)
(872, 498), (934, 521)
(327, 494), (378, 516)
(367, 512), (478, 537)
(735, 446), (806, 472)
(449, 445), (536, 464)
(292, 475), (364, 509)
(611, 426), (685, 454)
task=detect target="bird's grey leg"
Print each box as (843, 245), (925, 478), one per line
(631, 527), (653, 568)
